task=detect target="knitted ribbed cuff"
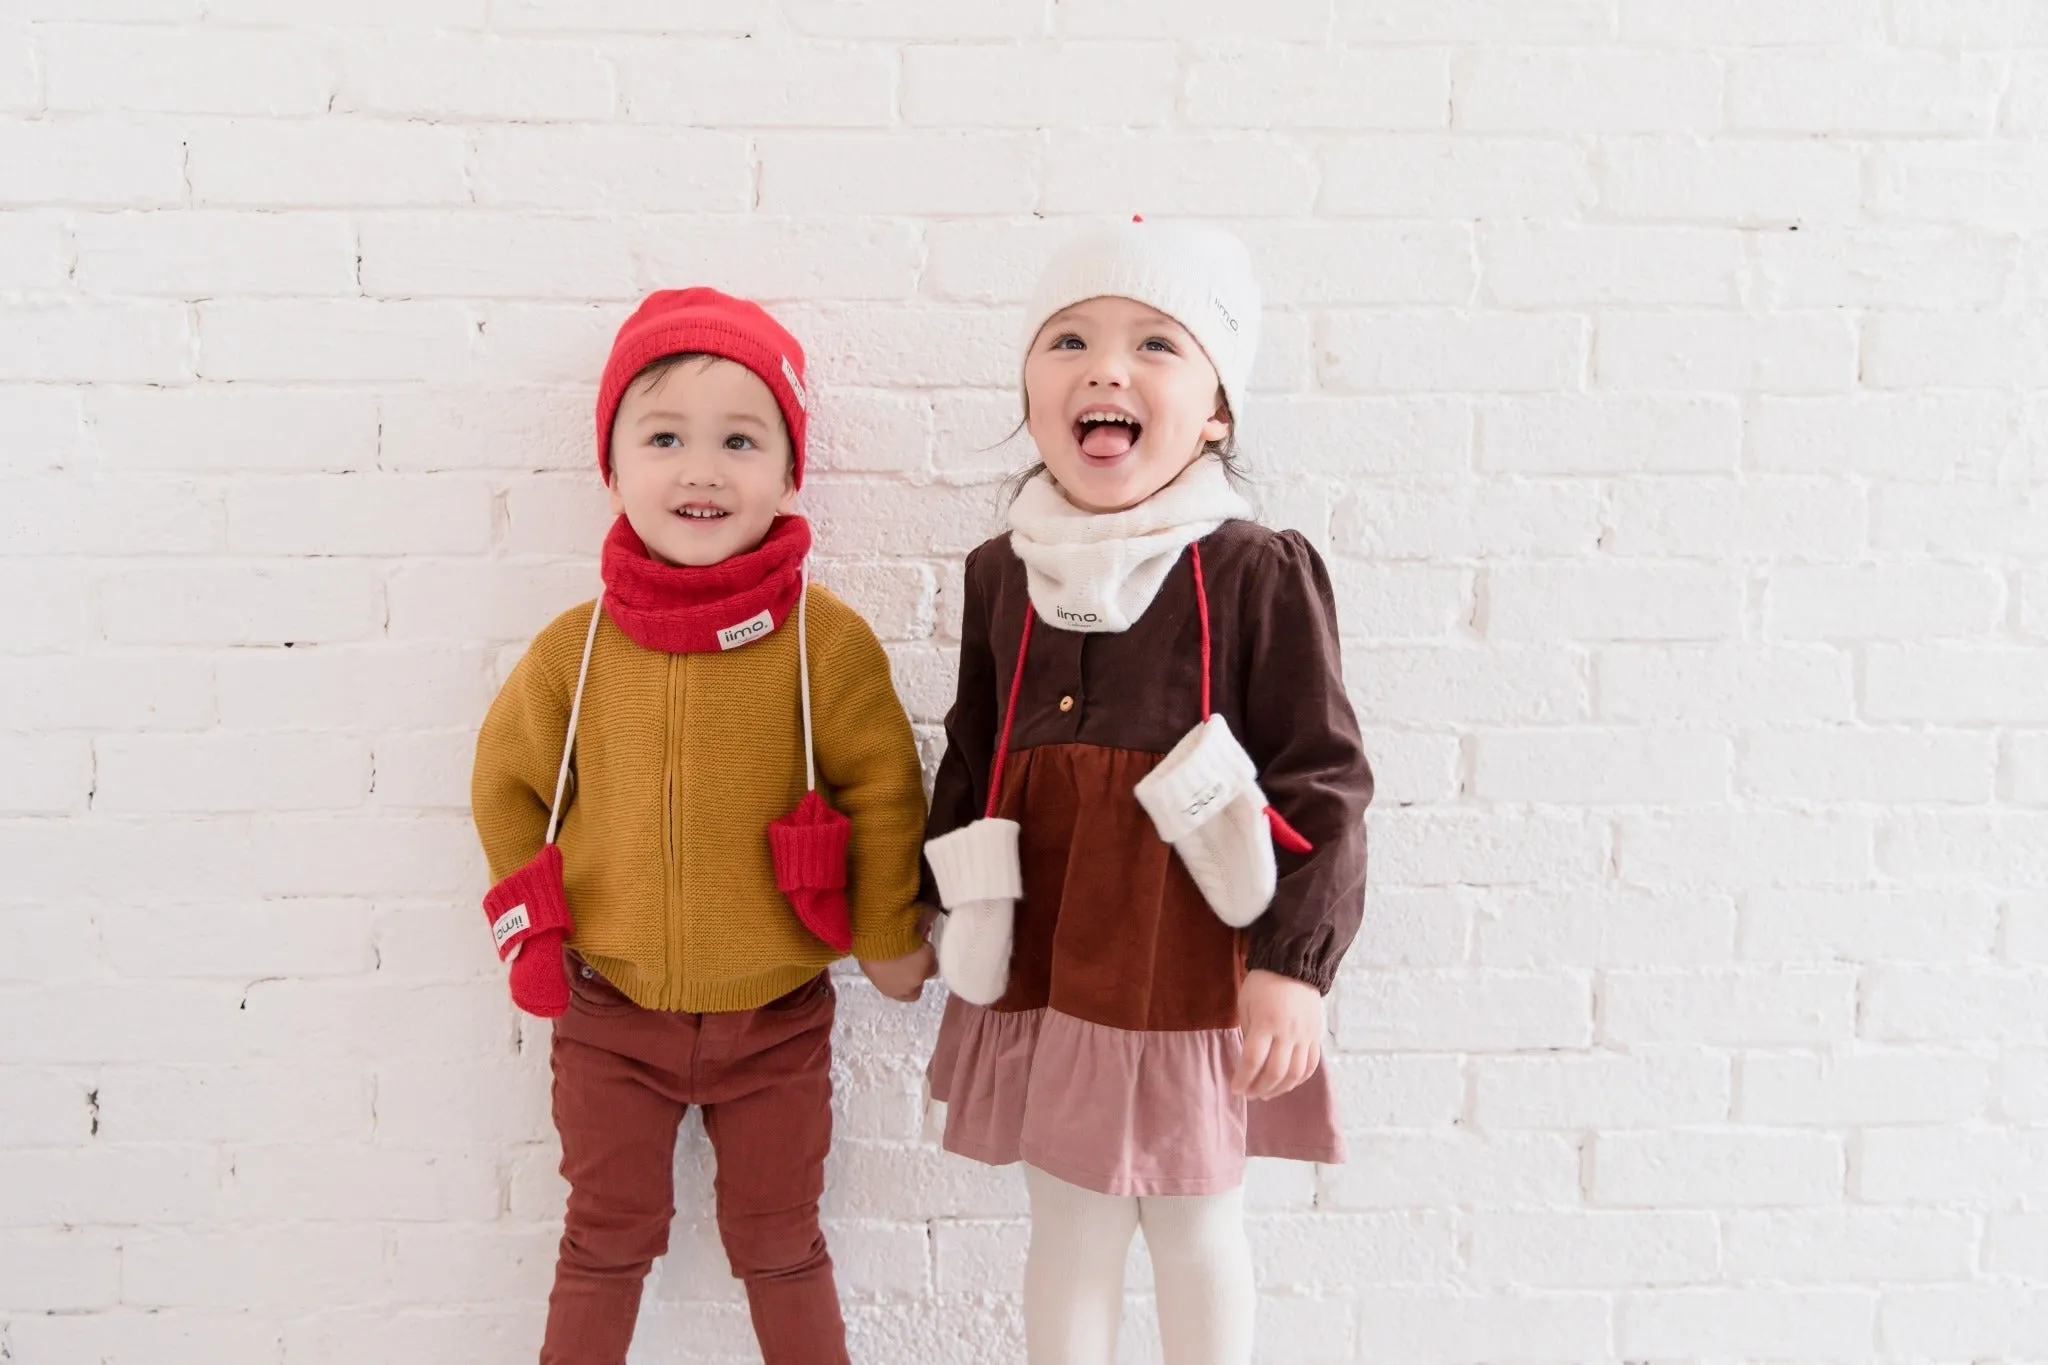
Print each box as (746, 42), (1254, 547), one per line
(482, 844), (573, 962)
(924, 817), (1022, 910)
(850, 921), (928, 964)
(1133, 714), (1257, 844)
(768, 792), (851, 892)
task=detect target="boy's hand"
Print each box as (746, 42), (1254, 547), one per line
(859, 941), (936, 1003)
(1233, 969), (1325, 1100)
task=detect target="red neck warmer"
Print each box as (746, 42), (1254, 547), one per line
(599, 514), (811, 654)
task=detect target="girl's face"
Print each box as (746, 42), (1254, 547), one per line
(607, 357), (796, 567)
(1022, 296), (1232, 515)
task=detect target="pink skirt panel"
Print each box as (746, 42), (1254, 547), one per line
(927, 995), (1345, 1198)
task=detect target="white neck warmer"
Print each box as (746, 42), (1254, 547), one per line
(1006, 458), (1254, 634)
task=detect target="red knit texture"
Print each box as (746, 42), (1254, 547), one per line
(599, 513), (811, 654)
(482, 843), (575, 1018)
(768, 790), (854, 953)
(595, 287), (811, 486)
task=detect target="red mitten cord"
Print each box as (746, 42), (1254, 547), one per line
(482, 844), (574, 1018)
(1265, 806), (1314, 855)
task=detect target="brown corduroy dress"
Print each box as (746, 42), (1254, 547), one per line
(924, 519), (1375, 1196)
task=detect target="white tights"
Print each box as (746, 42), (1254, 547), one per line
(1022, 1163), (1255, 1365)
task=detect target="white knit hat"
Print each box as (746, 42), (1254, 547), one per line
(1021, 217), (1262, 445)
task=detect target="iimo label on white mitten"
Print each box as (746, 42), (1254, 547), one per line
(718, 610), (774, 650)
(1183, 780), (1228, 821)
(492, 903), (532, 949)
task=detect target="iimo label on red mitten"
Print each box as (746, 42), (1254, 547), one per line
(491, 903), (532, 950)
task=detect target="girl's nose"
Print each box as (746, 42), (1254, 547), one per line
(1084, 356), (1129, 387)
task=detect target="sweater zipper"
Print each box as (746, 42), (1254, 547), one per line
(664, 651), (681, 990)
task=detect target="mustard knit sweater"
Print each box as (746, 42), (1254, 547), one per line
(471, 586), (928, 1012)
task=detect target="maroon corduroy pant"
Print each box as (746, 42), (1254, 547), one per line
(540, 957), (848, 1365)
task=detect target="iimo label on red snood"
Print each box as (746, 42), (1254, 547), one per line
(718, 610), (775, 650)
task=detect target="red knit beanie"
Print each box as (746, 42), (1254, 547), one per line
(595, 288), (811, 488)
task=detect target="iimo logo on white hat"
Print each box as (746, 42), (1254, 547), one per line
(1210, 291), (1241, 335)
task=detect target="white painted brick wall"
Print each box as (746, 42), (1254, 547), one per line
(1, 2), (2043, 1361)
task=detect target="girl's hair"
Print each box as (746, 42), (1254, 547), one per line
(998, 390), (1247, 504)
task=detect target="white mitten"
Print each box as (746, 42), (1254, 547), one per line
(925, 817), (1022, 1006)
(1133, 714), (1278, 928)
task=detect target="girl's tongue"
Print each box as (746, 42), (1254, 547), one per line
(1079, 421), (1137, 461)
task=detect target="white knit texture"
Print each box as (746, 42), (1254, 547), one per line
(1135, 715), (1279, 927)
(924, 815), (1024, 909)
(1007, 457), (1250, 633)
(925, 816), (1021, 1006)
(1132, 714), (1260, 845)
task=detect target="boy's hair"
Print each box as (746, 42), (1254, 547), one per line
(626, 350), (720, 395)
(999, 389), (1246, 503)
(594, 288), (810, 486)
(617, 351), (797, 474)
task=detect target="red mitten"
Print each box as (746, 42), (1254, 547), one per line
(768, 790), (853, 953)
(482, 843), (574, 1019)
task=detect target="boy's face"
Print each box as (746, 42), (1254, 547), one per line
(1023, 296), (1231, 515)
(608, 357), (796, 568)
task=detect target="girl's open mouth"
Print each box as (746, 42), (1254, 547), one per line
(674, 505), (729, 521)
(1075, 411), (1141, 462)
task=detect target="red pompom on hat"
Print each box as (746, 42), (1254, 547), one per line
(594, 287), (811, 488)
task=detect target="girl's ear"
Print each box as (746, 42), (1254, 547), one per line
(776, 468), (799, 516)
(1201, 392), (1233, 447)
(607, 470), (625, 518)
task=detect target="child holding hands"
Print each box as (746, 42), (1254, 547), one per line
(923, 222), (1374, 1365)
(471, 289), (933, 1365)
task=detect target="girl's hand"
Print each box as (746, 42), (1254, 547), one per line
(859, 941), (936, 1003)
(1233, 969), (1325, 1100)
